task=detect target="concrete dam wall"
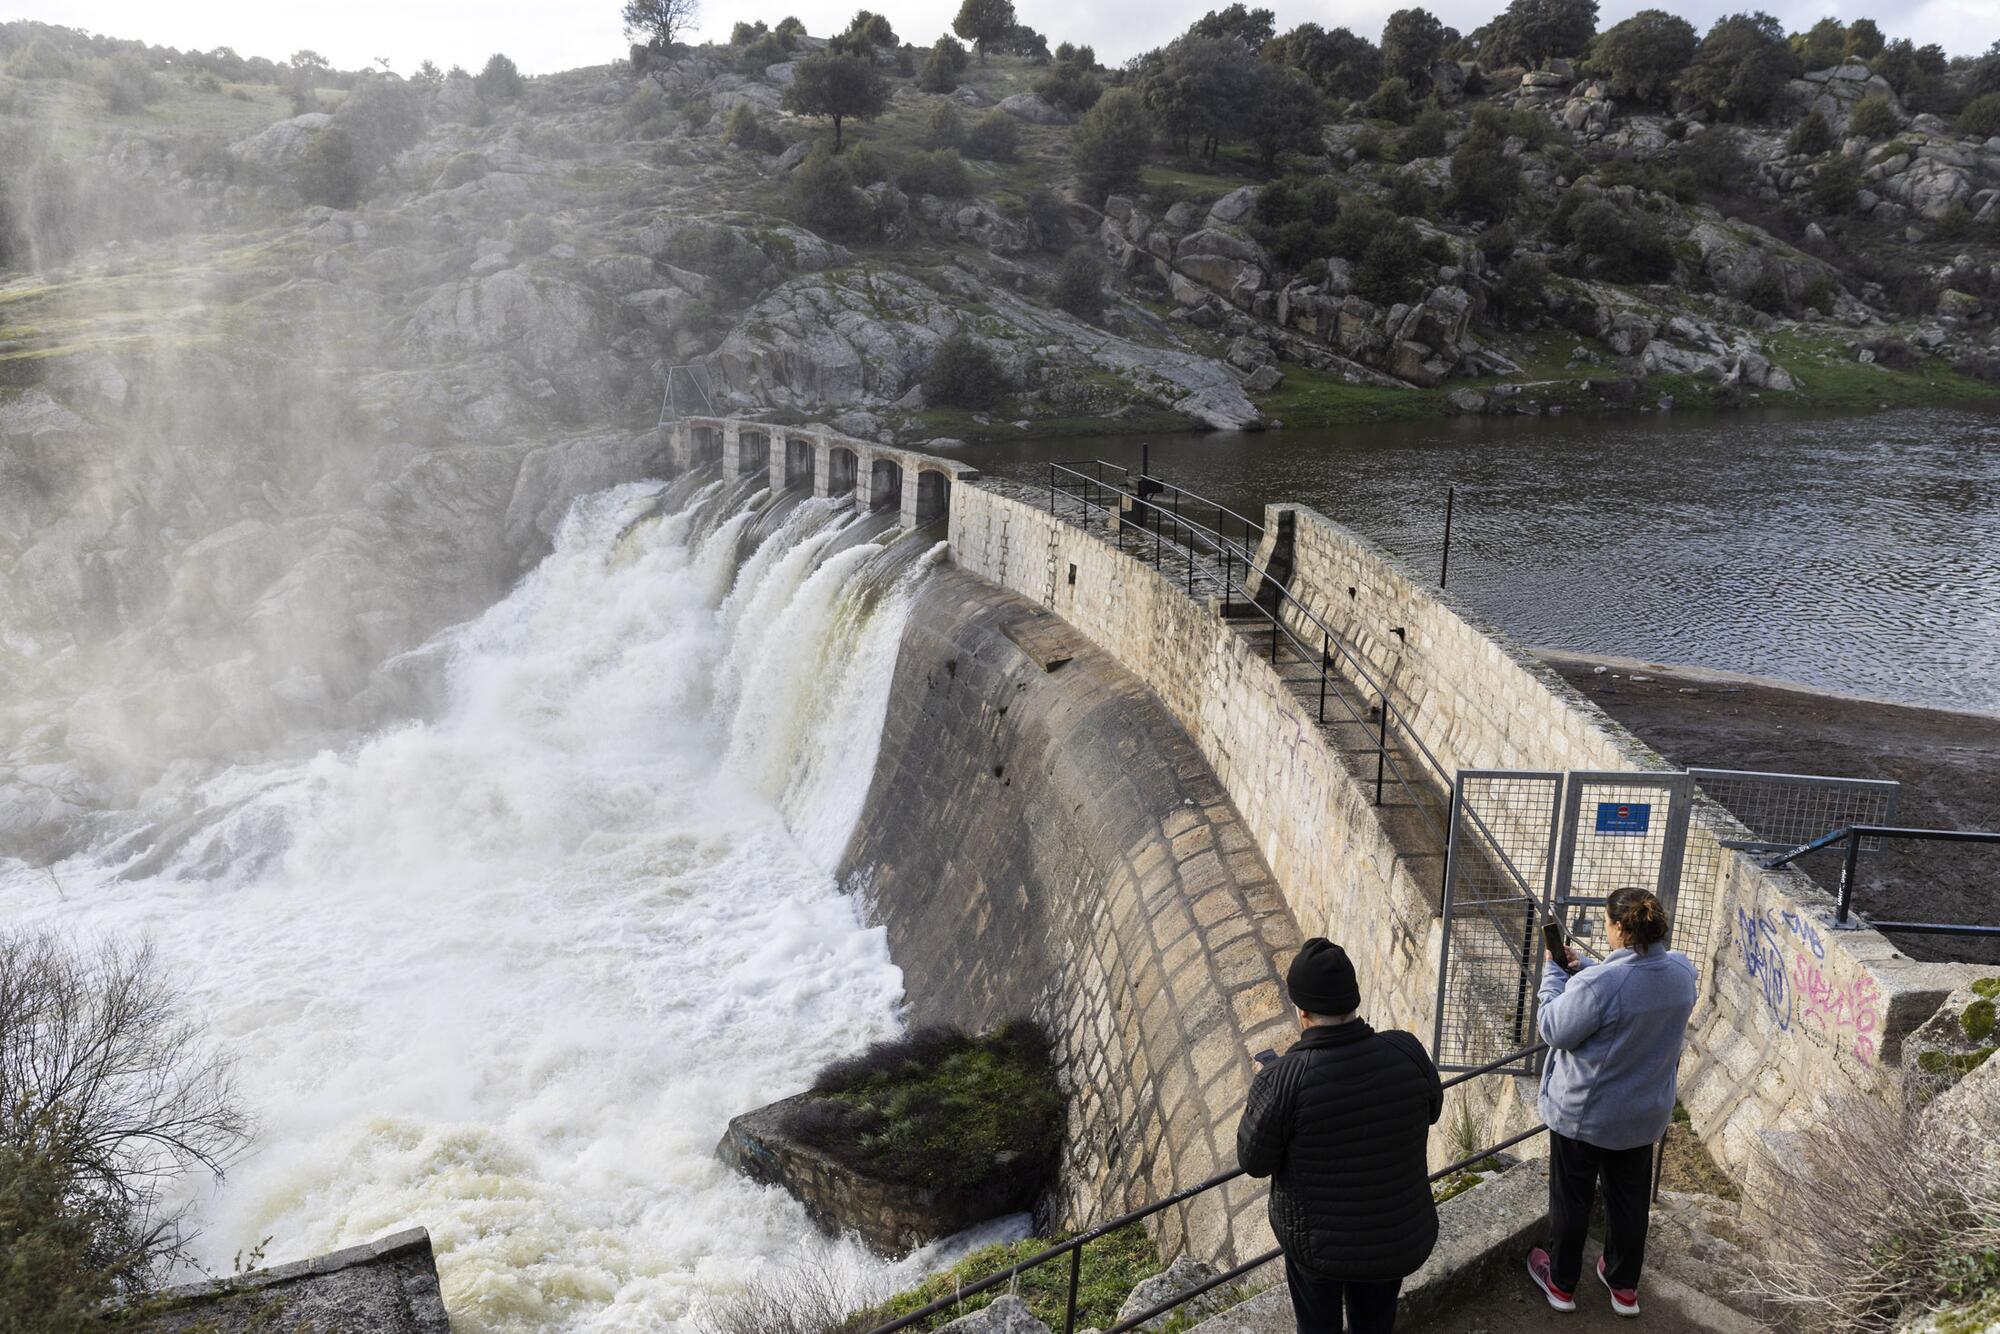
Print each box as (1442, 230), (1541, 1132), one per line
(838, 567), (1299, 1264)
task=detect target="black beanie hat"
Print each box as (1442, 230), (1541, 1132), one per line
(1287, 938), (1361, 1016)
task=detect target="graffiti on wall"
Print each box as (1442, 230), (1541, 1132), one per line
(1734, 904), (1879, 1065)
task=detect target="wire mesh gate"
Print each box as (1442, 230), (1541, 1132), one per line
(1436, 770), (1703, 1074)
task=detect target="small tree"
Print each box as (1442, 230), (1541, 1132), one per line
(730, 19), (768, 44)
(1381, 8), (1447, 90)
(919, 36), (967, 91)
(1245, 64), (1323, 175)
(1355, 223), (1429, 304)
(1790, 17), (1846, 70)
(294, 126), (363, 207)
(1786, 109), (1834, 156)
(1071, 87), (1150, 203)
(1807, 155), (1860, 214)
(474, 53), (525, 101)
(0, 932), (251, 1313)
(1680, 12), (1800, 119)
(783, 51), (889, 151)
(1476, 0), (1600, 70)
(1052, 245), (1106, 321)
(925, 102), (965, 148)
(1400, 104), (1451, 158)
(953, 0), (1017, 63)
(1960, 93), (2000, 139)
(924, 331), (1009, 408)
(1366, 75), (1415, 123)
(963, 109), (1021, 160)
(1847, 94), (1899, 138)
(623, 0), (701, 51)
(789, 146), (874, 237)
(897, 148), (971, 196)
(775, 16), (806, 35)
(1584, 9), (1697, 103)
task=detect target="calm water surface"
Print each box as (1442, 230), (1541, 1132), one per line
(960, 407), (2000, 714)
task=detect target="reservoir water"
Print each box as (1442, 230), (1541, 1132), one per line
(966, 407), (2000, 714)
(0, 479), (969, 1332)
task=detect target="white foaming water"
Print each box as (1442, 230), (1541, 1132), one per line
(0, 482), (970, 1331)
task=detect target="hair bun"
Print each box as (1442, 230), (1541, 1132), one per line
(1607, 885), (1670, 948)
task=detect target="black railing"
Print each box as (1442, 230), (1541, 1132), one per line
(1764, 824), (2000, 937)
(1044, 463), (1454, 853)
(862, 1044), (1548, 1334)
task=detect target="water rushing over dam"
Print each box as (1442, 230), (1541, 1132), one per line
(0, 474), (953, 1332)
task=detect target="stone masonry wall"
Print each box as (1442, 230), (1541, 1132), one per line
(949, 480), (1977, 1204)
(838, 568), (1298, 1266)
(1267, 506), (1975, 1182)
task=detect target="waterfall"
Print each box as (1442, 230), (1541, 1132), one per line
(0, 476), (969, 1333)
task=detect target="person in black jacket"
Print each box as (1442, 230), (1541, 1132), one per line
(1237, 938), (1445, 1334)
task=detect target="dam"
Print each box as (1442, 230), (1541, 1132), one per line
(9, 412), (1990, 1330)
(653, 415), (1990, 1275)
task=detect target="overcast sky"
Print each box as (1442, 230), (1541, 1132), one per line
(20, 0), (1993, 79)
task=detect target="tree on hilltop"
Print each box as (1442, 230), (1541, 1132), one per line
(1071, 87), (1150, 201)
(1475, 0), (1598, 69)
(1381, 8), (1448, 89)
(1267, 24), (1382, 101)
(784, 51), (888, 151)
(474, 52), (525, 101)
(1584, 10), (1696, 102)
(623, 0), (701, 51)
(1679, 12), (1799, 119)
(1188, 3), (1277, 52)
(953, 0), (1017, 63)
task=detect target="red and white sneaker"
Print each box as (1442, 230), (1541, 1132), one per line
(1598, 1256), (1641, 1317)
(1527, 1248), (1577, 1312)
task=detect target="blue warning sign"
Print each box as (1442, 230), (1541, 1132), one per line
(1595, 801), (1652, 835)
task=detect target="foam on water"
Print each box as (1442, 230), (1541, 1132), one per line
(0, 481), (969, 1331)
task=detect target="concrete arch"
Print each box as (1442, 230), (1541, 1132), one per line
(867, 457), (903, 512)
(692, 425), (722, 465)
(737, 430), (770, 476)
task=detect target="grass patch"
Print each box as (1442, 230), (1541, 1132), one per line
(787, 1022), (1062, 1192)
(1252, 363), (1442, 425)
(1763, 330), (2000, 412)
(843, 1221), (1161, 1333)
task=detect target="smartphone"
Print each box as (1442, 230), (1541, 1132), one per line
(1542, 920), (1578, 973)
(1253, 1048), (1278, 1068)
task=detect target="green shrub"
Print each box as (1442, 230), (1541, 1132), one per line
(1355, 221), (1430, 304)
(1585, 10), (1698, 103)
(1568, 197), (1676, 281)
(923, 331), (1010, 408)
(1446, 138), (1522, 223)
(741, 31), (794, 70)
(775, 15), (806, 35)
(730, 19), (768, 44)
(1679, 125), (1747, 193)
(1366, 76), (1414, 124)
(6, 37), (73, 80)
(474, 52), (525, 101)
(919, 35), (971, 92)
(789, 146), (875, 239)
(1400, 105), (1450, 160)
(925, 102), (965, 149)
(1387, 171), (1435, 218)
(843, 142), (888, 184)
(849, 1221), (1159, 1333)
(1808, 156), (1861, 215)
(1492, 254), (1548, 326)
(1052, 245), (1106, 321)
(1034, 64), (1102, 114)
(1328, 201), (1395, 261)
(1787, 110), (1835, 156)
(1962, 93), (2000, 140)
(1936, 201), (1976, 241)
(1071, 88), (1149, 202)
(294, 127), (363, 207)
(93, 55), (162, 114)
(961, 111), (1021, 165)
(897, 148), (971, 197)
(1847, 95), (1900, 138)
(726, 102), (781, 151)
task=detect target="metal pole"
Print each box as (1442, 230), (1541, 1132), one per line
(1836, 828), (1862, 926)
(1375, 701), (1388, 805)
(1317, 636), (1328, 722)
(1063, 1243), (1082, 1334)
(1224, 550), (1232, 615)
(1440, 484), (1455, 589)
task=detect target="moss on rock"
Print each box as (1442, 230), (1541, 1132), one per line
(1962, 998), (1996, 1045)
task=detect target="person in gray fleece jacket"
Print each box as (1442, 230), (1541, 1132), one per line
(1525, 886), (1697, 1319)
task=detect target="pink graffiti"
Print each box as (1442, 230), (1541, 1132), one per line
(1789, 951), (1881, 1065)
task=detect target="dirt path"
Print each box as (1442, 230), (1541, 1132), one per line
(1540, 650), (2000, 966)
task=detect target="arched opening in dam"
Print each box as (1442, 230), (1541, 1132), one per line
(785, 436), (814, 490)
(737, 428), (770, 476)
(868, 458), (904, 512)
(915, 469), (952, 526)
(826, 445), (859, 496)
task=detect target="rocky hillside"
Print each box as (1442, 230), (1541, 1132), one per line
(0, 14), (1997, 860)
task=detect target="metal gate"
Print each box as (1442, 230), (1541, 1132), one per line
(1436, 770), (1701, 1073)
(1434, 771), (1564, 1074)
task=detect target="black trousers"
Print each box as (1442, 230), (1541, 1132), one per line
(1548, 1129), (1654, 1292)
(1286, 1260), (1400, 1334)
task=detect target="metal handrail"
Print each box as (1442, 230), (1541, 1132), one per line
(1044, 466), (1453, 854)
(1052, 459), (1267, 560)
(1764, 824), (2000, 936)
(860, 1043), (1548, 1334)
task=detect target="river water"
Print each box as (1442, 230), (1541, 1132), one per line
(964, 407), (2000, 714)
(0, 479), (980, 1332)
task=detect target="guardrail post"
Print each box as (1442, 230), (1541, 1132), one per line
(1317, 636), (1328, 722)
(1375, 700), (1388, 806)
(1836, 828), (1861, 927)
(1063, 1243), (1083, 1334)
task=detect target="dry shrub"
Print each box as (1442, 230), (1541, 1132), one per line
(696, 1255), (862, 1334)
(1744, 1086), (2000, 1331)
